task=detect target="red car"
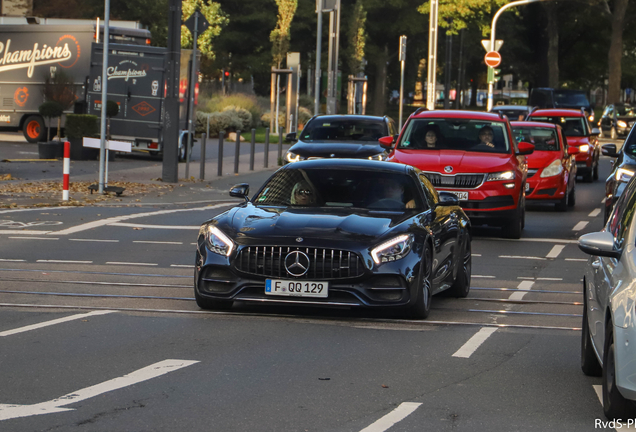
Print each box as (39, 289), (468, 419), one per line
(383, 110), (534, 238)
(526, 108), (601, 182)
(511, 121), (579, 211)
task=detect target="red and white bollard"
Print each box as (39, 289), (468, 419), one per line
(63, 141), (70, 201)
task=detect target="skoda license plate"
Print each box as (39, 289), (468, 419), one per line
(449, 191), (468, 201)
(265, 279), (328, 298)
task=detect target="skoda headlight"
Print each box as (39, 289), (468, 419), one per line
(285, 152), (304, 163)
(486, 171), (515, 181)
(579, 144), (590, 153)
(368, 153), (386, 161)
(201, 225), (235, 256)
(618, 120), (628, 128)
(616, 168), (635, 182)
(371, 234), (413, 265)
(540, 160), (563, 178)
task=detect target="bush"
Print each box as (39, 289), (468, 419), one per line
(260, 110), (286, 129)
(197, 110), (244, 136)
(222, 106), (252, 131)
(65, 114), (99, 139)
(204, 93), (262, 127)
(298, 106), (313, 127)
(106, 100), (120, 117)
(38, 101), (63, 118)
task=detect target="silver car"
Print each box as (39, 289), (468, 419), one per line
(579, 175), (636, 419)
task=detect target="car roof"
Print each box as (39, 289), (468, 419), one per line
(310, 114), (387, 122)
(491, 105), (532, 111)
(281, 159), (410, 173)
(529, 108), (585, 117)
(510, 121), (558, 129)
(411, 110), (504, 121)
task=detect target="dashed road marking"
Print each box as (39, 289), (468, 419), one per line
(359, 402), (422, 432)
(8, 237), (58, 240)
(170, 264), (195, 268)
(509, 280), (534, 301)
(546, 245), (565, 258)
(110, 223), (199, 230)
(566, 258), (587, 262)
(500, 255), (547, 260)
(573, 221), (589, 231)
(452, 327), (498, 358)
(133, 241), (184, 245)
(36, 260), (93, 264)
(106, 262), (158, 266)
(0, 310), (115, 337)
(589, 209), (601, 218)
(69, 239), (119, 243)
(473, 275), (495, 278)
(0, 259), (25, 262)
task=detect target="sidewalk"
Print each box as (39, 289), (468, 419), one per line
(0, 133), (290, 208)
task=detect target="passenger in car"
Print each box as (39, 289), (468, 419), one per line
(473, 126), (496, 150)
(291, 181), (316, 206)
(370, 178), (416, 209)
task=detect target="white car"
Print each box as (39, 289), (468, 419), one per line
(579, 175), (636, 419)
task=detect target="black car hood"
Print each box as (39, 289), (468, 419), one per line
(225, 205), (410, 243)
(289, 141), (385, 158)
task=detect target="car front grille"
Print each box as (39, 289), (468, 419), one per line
(527, 169), (539, 177)
(423, 172), (485, 189)
(235, 246), (366, 280)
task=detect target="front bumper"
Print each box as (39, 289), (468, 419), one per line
(437, 181), (520, 224)
(526, 172), (568, 202)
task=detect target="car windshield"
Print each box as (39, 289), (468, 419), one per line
(397, 119), (510, 153)
(512, 126), (560, 151)
(529, 116), (588, 137)
(616, 105), (636, 116)
(553, 92), (590, 107)
(621, 137), (636, 156)
(253, 168), (422, 211)
(494, 109), (527, 121)
(299, 119), (387, 142)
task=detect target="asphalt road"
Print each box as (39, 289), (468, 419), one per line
(0, 141), (629, 431)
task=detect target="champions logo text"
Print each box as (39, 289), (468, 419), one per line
(0, 39), (72, 78)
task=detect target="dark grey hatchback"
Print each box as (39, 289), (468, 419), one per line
(284, 115), (398, 163)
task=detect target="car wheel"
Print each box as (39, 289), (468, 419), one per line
(593, 160), (599, 181)
(581, 293), (602, 376)
(583, 168), (594, 183)
(448, 235), (471, 298)
(23, 115), (46, 143)
(555, 189), (569, 212)
(407, 245), (432, 319)
(602, 324), (634, 419)
(568, 183), (576, 207)
(503, 197), (523, 239)
(611, 127), (617, 140)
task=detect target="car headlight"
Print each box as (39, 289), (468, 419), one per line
(368, 153), (386, 161)
(618, 120), (628, 128)
(579, 144), (590, 153)
(371, 234), (413, 264)
(201, 225), (235, 256)
(285, 152), (304, 163)
(540, 160), (563, 178)
(588, 115), (594, 122)
(486, 171), (515, 181)
(616, 168), (635, 182)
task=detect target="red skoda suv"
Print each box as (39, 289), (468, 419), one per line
(384, 110), (534, 238)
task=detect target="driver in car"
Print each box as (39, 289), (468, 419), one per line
(372, 178), (416, 209)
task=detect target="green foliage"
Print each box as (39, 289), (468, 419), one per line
(181, 0), (229, 61)
(270, 0), (298, 67)
(260, 110), (286, 128)
(298, 106), (312, 127)
(106, 100), (120, 117)
(43, 70), (77, 110)
(418, 0), (510, 36)
(346, 0), (367, 75)
(222, 106), (252, 130)
(38, 101), (63, 119)
(196, 110), (244, 136)
(65, 114), (99, 139)
(203, 93), (263, 127)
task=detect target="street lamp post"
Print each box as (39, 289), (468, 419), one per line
(487, 0), (547, 111)
(426, 0), (438, 111)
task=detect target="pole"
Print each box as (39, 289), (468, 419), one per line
(162, 0), (182, 184)
(62, 141), (70, 201)
(186, 11), (199, 180)
(98, 0), (110, 194)
(200, 132), (206, 180)
(426, 0), (439, 110)
(217, 131), (224, 176)
(398, 35), (407, 128)
(264, 127), (270, 168)
(234, 130), (240, 174)
(457, 29), (464, 109)
(314, 0), (322, 115)
(444, 31), (452, 109)
(250, 129), (255, 171)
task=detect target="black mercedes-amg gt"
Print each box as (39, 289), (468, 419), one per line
(194, 159), (471, 319)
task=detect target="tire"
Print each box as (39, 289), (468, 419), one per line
(555, 189), (569, 212)
(568, 183), (576, 207)
(581, 293), (602, 376)
(593, 159), (599, 181)
(23, 115), (46, 143)
(602, 324), (635, 419)
(502, 198), (524, 239)
(406, 245), (432, 319)
(448, 234), (471, 298)
(583, 168), (594, 183)
(611, 127), (617, 140)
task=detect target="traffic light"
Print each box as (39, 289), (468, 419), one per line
(493, 68), (501, 82)
(487, 68), (501, 84)
(224, 71), (230, 77)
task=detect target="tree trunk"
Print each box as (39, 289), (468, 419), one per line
(545, 3), (559, 88)
(470, 78), (477, 108)
(608, 0), (629, 104)
(372, 44), (388, 116)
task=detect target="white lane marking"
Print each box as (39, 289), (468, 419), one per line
(170, 264), (195, 268)
(589, 209), (601, 218)
(566, 258), (588, 262)
(471, 254), (482, 257)
(8, 237), (58, 240)
(518, 277), (534, 280)
(500, 255), (547, 260)
(106, 262), (158, 266)
(0, 359), (199, 420)
(359, 402), (422, 432)
(602, 197), (607, 204)
(594, 385), (602, 405)
(69, 239), (119, 243)
(51, 203), (233, 236)
(0, 206), (73, 215)
(0, 259), (25, 262)
(452, 327), (498, 358)
(0, 310), (115, 337)
(133, 240), (184, 245)
(509, 280), (534, 301)
(36, 260), (93, 264)
(573, 221), (589, 231)
(111, 223), (199, 230)
(537, 277), (562, 281)
(472, 275), (495, 279)
(0, 230), (53, 235)
(482, 237), (578, 244)
(546, 245), (565, 258)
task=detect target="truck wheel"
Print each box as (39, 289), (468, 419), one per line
(23, 116), (46, 143)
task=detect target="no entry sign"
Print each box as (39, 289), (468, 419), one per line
(484, 51), (501, 67)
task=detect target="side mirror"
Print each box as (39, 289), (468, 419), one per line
(567, 146), (580, 156)
(438, 192), (459, 206)
(378, 136), (394, 150)
(285, 132), (297, 143)
(578, 231), (621, 259)
(516, 141), (535, 156)
(602, 143), (619, 157)
(229, 183), (250, 202)
(591, 128), (601, 136)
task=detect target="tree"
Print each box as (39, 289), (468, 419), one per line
(181, 0), (229, 61)
(42, 70), (77, 140)
(595, 0), (629, 104)
(270, 0), (298, 67)
(346, 0), (367, 75)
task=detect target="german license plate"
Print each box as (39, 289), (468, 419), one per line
(448, 191), (468, 201)
(265, 279), (329, 298)
(525, 183), (530, 191)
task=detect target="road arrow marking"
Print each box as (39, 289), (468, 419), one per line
(0, 359), (199, 421)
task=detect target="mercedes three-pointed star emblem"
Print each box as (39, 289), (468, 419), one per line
(284, 251), (310, 277)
